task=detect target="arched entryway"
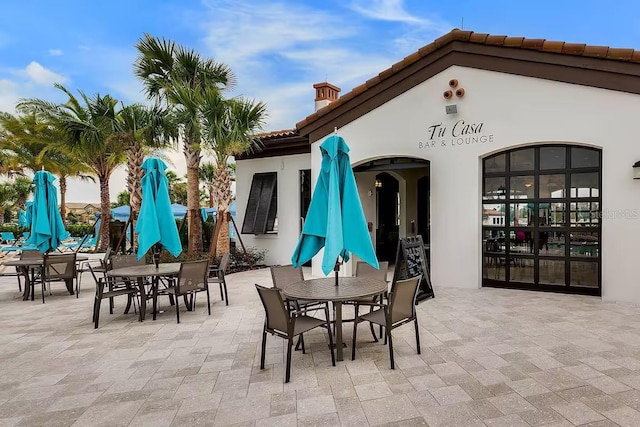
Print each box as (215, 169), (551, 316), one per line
(482, 145), (601, 295)
(353, 157), (430, 264)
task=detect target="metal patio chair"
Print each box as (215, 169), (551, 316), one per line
(41, 253), (77, 304)
(352, 275), (422, 369)
(160, 260), (210, 323)
(344, 261), (389, 341)
(209, 253), (230, 305)
(256, 284), (335, 383)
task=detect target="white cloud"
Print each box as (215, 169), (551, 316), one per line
(0, 78), (20, 113)
(48, 49), (63, 56)
(349, 0), (425, 24)
(24, 61), (67, 85)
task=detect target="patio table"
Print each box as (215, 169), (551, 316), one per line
(281, 277), (388, 361)
(107, 263), (181, 321)
(3, 256), (88, 300)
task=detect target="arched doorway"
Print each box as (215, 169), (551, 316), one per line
(482, 145), (601, 295)
(354, 157), (430, 264)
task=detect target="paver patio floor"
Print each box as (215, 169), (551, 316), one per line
(1, 263), (640, 426)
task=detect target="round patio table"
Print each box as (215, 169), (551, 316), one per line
(4, 256), (88, 300)
(281, 277), (388, 361)
(107, 263), (181, 321)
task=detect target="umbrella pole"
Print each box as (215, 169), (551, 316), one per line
(334, 259), (340, 286)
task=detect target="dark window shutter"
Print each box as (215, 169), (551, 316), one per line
(241, 172), (277, 235)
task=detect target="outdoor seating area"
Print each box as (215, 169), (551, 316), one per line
(2, 266), (640, 426)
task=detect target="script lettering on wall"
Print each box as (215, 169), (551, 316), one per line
(418, 119), (495, 149)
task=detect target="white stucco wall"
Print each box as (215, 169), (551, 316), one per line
(235, 153), (310, 266)
(307, 65), (640, 304)
(238, 65), (640, 304)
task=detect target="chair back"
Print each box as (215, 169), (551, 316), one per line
(270, 265), (303, 290)
(44, 253), (77, 280)
(355, 261), (388, 282)
(100, 247), (113, 270)
(255, 284), (289, 334)
(111, 254), (145, 270)
(20, 250), (43, 260)
(176, 260), (209, 295)
(0, 232), (16, 243)
(218, 253), (231, 273)
(388, 276), (421, 324)
(87, 263), (105, 287)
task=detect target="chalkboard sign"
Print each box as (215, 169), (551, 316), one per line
(392, 235), (434, 302)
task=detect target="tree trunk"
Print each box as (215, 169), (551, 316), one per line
(98, 175), (111, 251)
(0, 211), (4, 227)
(213, 165), (233, 255)
(185, 144), (202, 255)
(127, 141), (145, 250)
(208, 184), (215, 208)
(59, 175), (67, 223)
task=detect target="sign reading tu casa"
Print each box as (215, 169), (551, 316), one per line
(419, 119), (495, 149)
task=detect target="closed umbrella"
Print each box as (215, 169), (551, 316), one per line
(136, 158), (182, 265)
(18, 201), (32, 228)
(291, 134), (378, 283)
(24, 171), (69, 253)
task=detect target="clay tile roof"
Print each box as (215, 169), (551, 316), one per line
(541, 40), (565, 53)
(583, 45), (609, 58)
(255, 129), (297, 140)
(295, 28), (640, 132)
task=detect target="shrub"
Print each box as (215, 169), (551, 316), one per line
(66, 223), (94, 237)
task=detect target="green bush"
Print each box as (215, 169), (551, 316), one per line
(66, 223), (94, 238)
(0, 224), (19, 234)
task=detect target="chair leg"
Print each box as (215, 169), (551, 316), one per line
(414, 318), (421, 355)
(260, 325), (267, 370)
(206, 286), (211, 315)
(222, 279), (229, 306)
(175, 295), (180, 324)
(326, 315), (335, 366)
(285, 339), (293, 383)
(152, 285), (158, 321)
(76, 271), (82, 298)
(388, 329), (395, 369)
(41, 280), (46, 304)
(219, 282), (224, 301)
(300, 334), (305, 354)
(94, 299), (101, 329)
(108, 281), (114, 314)
(352, 315), (358, 361)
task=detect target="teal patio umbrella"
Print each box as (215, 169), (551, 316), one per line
(136, 158), (182, 265)
(24, 171), (69, 253)
(292, 134), (378, 283)
(18, 201), (32, 228)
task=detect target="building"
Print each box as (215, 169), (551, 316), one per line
(236, 29), (640, 304)
(65, 202), (101, 223)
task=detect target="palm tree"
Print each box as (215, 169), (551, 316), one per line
(18, 85), (127, 249)
(110, 103), (174, 241)
(199, 162), (217, 208)
(0, 112), (93, 221)
(0, 183), (15, 227)
(116, 191), (130, 207)
(202, 95), (266, 255)
(134, 34), (235, 255)
(165, 170), (182, 203)
(11, 176), (33, 211)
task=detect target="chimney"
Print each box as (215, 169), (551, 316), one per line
(313, 82), (341, 111)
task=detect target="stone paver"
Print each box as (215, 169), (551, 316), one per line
(0, 260), (640, 425)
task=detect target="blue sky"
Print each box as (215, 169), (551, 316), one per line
(2, 0), (640, 201)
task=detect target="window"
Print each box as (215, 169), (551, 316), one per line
(482, 145), (601, 295)
(241, 172), (277, 235)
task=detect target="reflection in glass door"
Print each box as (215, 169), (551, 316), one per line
(482, 145), (601, 295)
